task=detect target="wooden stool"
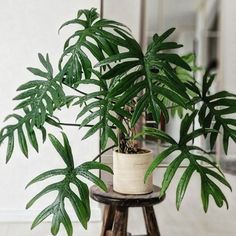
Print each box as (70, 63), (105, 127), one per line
(90, 184), (165, 236)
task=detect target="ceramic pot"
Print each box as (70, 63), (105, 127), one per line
(113, 149), (153, 194)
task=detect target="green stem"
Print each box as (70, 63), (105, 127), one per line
(92, 145), (116, 161)
(58, 122), (116, 129)
(58, 122), (94, 128)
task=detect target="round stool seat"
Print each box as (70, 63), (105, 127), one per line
(90, 184), (165, 207)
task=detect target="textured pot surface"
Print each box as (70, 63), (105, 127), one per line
(113, 150), (153, 194)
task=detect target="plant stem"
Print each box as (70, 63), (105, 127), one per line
(58, 122), (116, 129)
(92, 145), (116, 161)
(58, 122), (93, 128)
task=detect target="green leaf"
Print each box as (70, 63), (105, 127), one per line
(223, 131), (230, 154)
(207, 91), (236, 101)
(158, 42), (183, 50)
(78, 50), (92, 80)
(17, 80), (43, 91)
(107, 126), (118, 145)
(80, 110), (102, 128)
(108, 70), (144, 98)
(26, 169), (67, 189)
(51, 213), (60, 235)
(6, 135), (14, 163)
(203, 111), (214, 129)
(59, 19), (87, 32)
(114, 80), (146, 108)
(48, 134), (71, 168)
(180, 111), (198, 138)
(82, 41), (105, 62)
(38, 53), (48, 70)
(72, 178), (90, 219)
(45, 116), (62, 129)
(182, 128), (218, 144)
(96, 52), (135, 67)
(26, 124), (114, 235)
(160, 154), (184, 196)
(27, 67), (48, 79)
(67, 191), (87, 229)
(198, 103), (207, 126)
(193, 155), (223, 174)
(62, 132), (74, 168)
(202, 73), (215, 97)
(176, 165), (195, 210)
(76, 101), (104, 120)
(156, 86), (187, 108)
(17, 127), (28, 157)
(26, 183), (61, 209)
(78, 161), (113, 174)
(25, 122), (39, 152)
(78, 171), (108, 192)
(40, 127), (47, 143)
(13, 89), (36, 100)
(204, 167), (232, 190)
(201, 176), (209, 212)
(53, 204), (73, 236)
(207, 178), (229, 209)
(141, 127), (177, 144)
(156, 53), (191, 71)
(210, 122), (221, 149)
(162, 63), (189, 99)
(149, 95), (161, 124)
(101, 61), (140, 80)
(31, 205), (54, 229)
(155, 75), (190, 100)
(82, 120), (103, 140)
(131, 95), (148, 127)
(144, 145), (178, 182)
(107, 114), (127, 134)
(76, 91), (106, 105)
(153, 96), (169, 123)
(155, 28), (176, 43)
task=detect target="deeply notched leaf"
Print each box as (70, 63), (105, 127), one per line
(1, 7), (236, 236)
(198, 72), (236, 154)
(26, 132), (112, 236)
(59, 8), (132, 87)
(143, 113), (231, 212)
(0, 54), (66, 162)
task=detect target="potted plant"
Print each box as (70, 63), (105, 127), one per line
(0, 8), (235, 236)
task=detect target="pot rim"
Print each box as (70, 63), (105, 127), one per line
(113, 148), (153, 157)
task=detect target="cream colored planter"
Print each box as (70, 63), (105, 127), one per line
(113, 150), (153, 194)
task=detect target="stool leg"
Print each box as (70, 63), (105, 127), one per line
(112, 206), (128, 236)
(142, 206), (161, 236)
(101, 205), (115, 236)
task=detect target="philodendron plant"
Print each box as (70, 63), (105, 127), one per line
(0, 8), (235, 236)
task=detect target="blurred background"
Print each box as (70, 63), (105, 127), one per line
(0, 0), (235, 235)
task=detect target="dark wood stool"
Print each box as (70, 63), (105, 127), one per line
(90, 184), (165, 236)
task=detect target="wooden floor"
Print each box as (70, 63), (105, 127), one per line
(0, 172), (235, 236)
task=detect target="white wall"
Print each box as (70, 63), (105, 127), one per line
(220, 0), (236, 159)
(103, 0), (141, 42)
(0, 0), (101, 228)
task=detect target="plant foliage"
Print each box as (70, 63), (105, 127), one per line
(141, 112), (231, 212)
(0, 54), (66, 162)
(0, 7), (235, 236)
(26, 132), (112, 236)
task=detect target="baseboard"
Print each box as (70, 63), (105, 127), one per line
(220, 154), (236, 162)
(0, 207), (102, 223)
(225, 155), (236, 160)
